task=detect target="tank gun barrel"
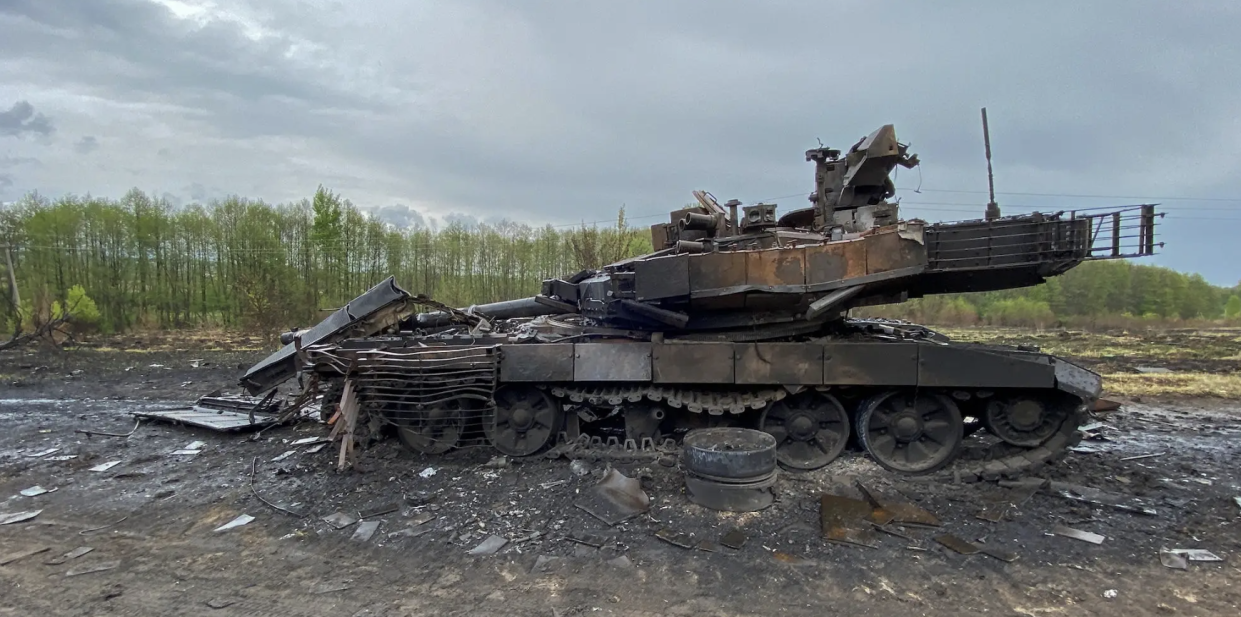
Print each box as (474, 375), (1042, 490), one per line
(413, 296), (559, 328)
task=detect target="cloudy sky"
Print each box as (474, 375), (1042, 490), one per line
(1, 0), (1239, 284)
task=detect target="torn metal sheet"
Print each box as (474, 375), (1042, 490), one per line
(978, 481), (1044, 522)
(0, 546), (50, 566)
(720, 528), (747, 550)
(351, 520), (380, 542)
(90, 461), (121, 472)
(407, 512), (436, 527)
(389, 525), (435, 539)
(873, 524), (914, 541)
(27, 447), (61, 458)
(292, 436), (327, 446)
(0, 510), (42, 525)
(46, 547), (94, 565)
(270, 450), (296, 462)
(214, 514), (255, 532)
(322, 512), (357, 529)
(819, 494), (873, 530)
(306, 443), (329, 454)
(65, 560), (121, 577)
(655, 528), (695, 549)
(185, 441), (206, 450)
(170, 449), (201, 456)
(1052, 525), (1105, 544)
(827, 526), (878, 548)
(132, 407), (278, 432)
(468, 535), (509, 555)
(855, 482), (941, 527)
(934, 534), (981, 555)
(574, 469), (650, 526)
(566, 531), (607, 548)
(1120, 452), (1165, 461)
(1167, 549), (1223, 562)
(1048, 481), (1157, 516)
(19, 486), (55, 497)
(1159, 550), (1189, 570)
(694, 540), (718, 552)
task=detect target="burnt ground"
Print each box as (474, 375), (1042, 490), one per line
(1, 338), (1240, 616)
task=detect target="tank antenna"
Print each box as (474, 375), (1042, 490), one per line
(981, 107), (1000, 221)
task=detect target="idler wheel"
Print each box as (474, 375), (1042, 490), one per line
(681, 428), (778, 480)
(857, 391), (963, 474)
(396, 399), (467, 455)
(983, 396), (1068, 447)
(759, 392), (850, 471)
(484, 385), (562, 456)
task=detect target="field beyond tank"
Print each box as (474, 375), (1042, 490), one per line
(1, 326), (1239, 616)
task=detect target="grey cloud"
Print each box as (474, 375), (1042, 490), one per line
(74, 135), (99, 154)
(0, 100), (54, 137)
(371, 203), (427, 229)
(0, 172), (12, 193)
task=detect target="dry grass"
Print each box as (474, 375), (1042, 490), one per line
(1102, 372), (1241, 399)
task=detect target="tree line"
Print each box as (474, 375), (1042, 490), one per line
(1, 186), (1237, 339)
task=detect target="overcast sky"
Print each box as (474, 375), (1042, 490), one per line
(1, 0), (1239, 284)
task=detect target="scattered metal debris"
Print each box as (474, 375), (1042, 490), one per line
(134, 394), (281, 432)
(935, 534), (981, 555)
(407, 512), (436, 527)
(566, 531), (607, 548)
(250, 457), (303, 518)
(1052, 525), (1105, 544)
(360, 503), (400, 519)
(827, 526), (878, 548)
(719, 528), (747, 550)
(322, 512), (357, 529)
(205, 598), (237, 609)
(79, 515), (129, 535)
(0, 546), (50, 566)
(89, 461), (122, 472)
(19, 486), (56, 497)
(1167, 549), (1223, 562)
(46, 547), (94, 565)
(1159, 549), (1189, 570)
(292, 436), (327, 446)
(27, 447), (61, 458)
(856, 482), (941, 527)
(468, 535), (509, 555)
(306, 443), (329, 454)
(214, 514), (255, 532)
(0, 510), (42, 525)
(270, 450), (296, 463)
(569, 459), (593, 476)
(170, 448), (202, 456)
(65, 560), (121, 577)
(419, 467), (438, 478)
(574, 469), (650, 526)
(389, 525), (435, 539)
(540, 479), (567, 489)
(532, 555), (563, 573)
(1120, 452), (1165, 462)
(352, 520), (380, 542)
(1103, 589), (1118, 599)
(654, 528), (695, 549)
(75, 418), (142, 438)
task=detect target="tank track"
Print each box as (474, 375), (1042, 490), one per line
(548, 384), (789, 415)
(936, 404), (1087, 483)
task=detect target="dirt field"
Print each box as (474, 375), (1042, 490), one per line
(1, 328), (1239, 616)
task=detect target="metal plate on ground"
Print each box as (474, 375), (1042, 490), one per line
(131, 407), (277, 432)
(935, 534), (981, 555)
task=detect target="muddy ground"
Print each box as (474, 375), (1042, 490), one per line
(1, 333), (1240, 616)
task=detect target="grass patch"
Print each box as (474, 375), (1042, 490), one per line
(1102, 372), (1241, 398)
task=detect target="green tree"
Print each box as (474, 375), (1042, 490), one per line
(1225, 295), (1241, 319)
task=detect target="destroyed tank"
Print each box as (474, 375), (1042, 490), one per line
(241, 125), (1159, 478)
